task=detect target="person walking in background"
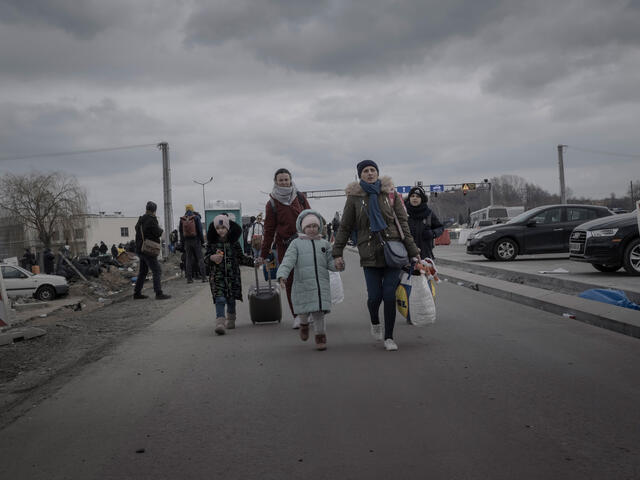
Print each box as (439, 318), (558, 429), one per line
(247, 213), (265, 258)
(99, 241), (108, 255)
(332, 160), (419, 351)
(205, 214), (254, 335)
(256, 168), (311, 329)
(179, 203), (207, 283)
(43, 247), (55, 274)
(133, 201), (171, 300)
(277, 210), (337, 351)
(111, 244), (118, 258)
(169, 229), (178, 254)
(404, 186), (444, 260)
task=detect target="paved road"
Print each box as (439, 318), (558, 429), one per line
(1, 251), (639, 479)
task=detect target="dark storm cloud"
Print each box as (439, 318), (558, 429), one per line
(184, 0), (640, 97)
(0, 0), (123, 39)
(185, 0), (507, 75)
(0, 99), (164, 174)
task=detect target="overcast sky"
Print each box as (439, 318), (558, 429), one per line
(1, 0), (639, 226)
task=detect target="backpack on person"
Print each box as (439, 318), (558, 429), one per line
(181, 215), (197, 238)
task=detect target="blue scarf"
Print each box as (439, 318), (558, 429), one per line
(360, 180), (388, 232)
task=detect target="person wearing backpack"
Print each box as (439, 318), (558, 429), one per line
(179, 203), (206, 284)
(404, 186), (444, 260)
(332, 160), (419, 351)
(256, 168), (311, 329)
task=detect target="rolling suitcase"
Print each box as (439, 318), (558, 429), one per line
(248, 264), (282, 324)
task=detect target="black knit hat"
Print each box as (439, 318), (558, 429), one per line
(146, 201), (157, 212)
(357, 159), (379, 177)
(407, 186), (428, 203)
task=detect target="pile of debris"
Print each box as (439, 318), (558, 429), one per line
(64, 252), (184, 302)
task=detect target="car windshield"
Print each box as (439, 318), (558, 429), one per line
(506, 206), (545, 224)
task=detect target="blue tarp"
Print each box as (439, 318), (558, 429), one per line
(578, 289), (640, 311)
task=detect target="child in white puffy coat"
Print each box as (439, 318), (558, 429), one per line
(276, 210), (338, 351)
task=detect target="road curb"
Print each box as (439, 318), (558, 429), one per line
(436, 257), (640, 304)
(438, 266), (640, 339)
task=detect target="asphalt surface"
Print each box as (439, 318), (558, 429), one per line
(1, 251), (639, 479)
(434, 243), (640, 299)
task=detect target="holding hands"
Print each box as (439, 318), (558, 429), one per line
(334, 256), (345, 271)
(278, 278), (287, 289)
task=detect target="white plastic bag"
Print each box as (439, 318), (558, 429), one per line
(329, 271), (344, 304)
(408, 274), (436, 326)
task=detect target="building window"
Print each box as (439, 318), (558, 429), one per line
(74, 229), (84, 240)
(121, 227), (129, 237)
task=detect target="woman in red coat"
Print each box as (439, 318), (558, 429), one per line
(256, 168), (311, 328)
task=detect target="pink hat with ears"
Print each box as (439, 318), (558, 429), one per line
(213, 214), (230, 230)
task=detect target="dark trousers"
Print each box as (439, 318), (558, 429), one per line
(363, 266), (402, 340)
(134, 253), (162, 295)
(184, 238), (206, 281)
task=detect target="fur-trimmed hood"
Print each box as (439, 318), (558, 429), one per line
(207, 219), (243, 244)
(344, 176), (395, 197)
(295, 208), (325, 233)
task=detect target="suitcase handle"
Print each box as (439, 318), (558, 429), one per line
(254, 261), (275, 290)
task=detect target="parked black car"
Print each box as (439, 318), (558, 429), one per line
(466, 204), (613, 261)
(569, 210), (640, 275)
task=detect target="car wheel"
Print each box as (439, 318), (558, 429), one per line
(483, 254), (495, 260)
(35, 285), (56, 301)
(622, 238), (640, 276)
(493, 238), (518, 261)
(592, 264), (621, 273)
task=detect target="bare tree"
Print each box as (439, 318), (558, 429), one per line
(0, 171), (87, 248)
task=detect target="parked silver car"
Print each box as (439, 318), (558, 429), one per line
(0, 264), (69, 301)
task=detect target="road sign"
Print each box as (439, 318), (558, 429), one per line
(462, 183), (476, 191)
(429, 184), (444, 192)
(396, 185), (412, 194)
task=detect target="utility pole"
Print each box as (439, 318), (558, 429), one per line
(557, 144), (567, 204)
(631, 181), (635, 211)
(193, 177), (214, 214)
(158, 142), (174, 258)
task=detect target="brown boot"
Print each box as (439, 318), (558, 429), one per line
(226, 313), (236, 329)
(315, 334), (327, 351)
(299, 323), (310, 341)
(215, 317), (226, 335)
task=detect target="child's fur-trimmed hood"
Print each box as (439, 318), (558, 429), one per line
(207, 219), (243, 244)
(344, 176), (395, 197)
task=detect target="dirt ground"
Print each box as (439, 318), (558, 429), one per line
(0, 255), (211, 428)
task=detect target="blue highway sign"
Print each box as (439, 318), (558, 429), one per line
(396, 185), (412, 194)
(430, 184), (445, 192)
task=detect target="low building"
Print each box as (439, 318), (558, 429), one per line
(84, 212), (139, 253)
(0, 212), (140, 259)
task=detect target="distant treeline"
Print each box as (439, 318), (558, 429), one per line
(428, 174), (639, 225)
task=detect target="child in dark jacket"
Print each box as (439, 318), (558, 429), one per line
(205, 215), (254, 335)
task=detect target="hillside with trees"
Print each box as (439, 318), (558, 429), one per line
(428, 175), (639, 226)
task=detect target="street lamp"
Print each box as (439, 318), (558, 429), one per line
(193, 176), (214, 213)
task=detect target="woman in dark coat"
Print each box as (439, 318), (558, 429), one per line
(333, 160), (419, 351)
(257, 168), (311, 328)
(404, 186), (444, 260)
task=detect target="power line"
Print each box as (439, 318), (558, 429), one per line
(565, 145), (640, 159)
(0, 143), (159, 162)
